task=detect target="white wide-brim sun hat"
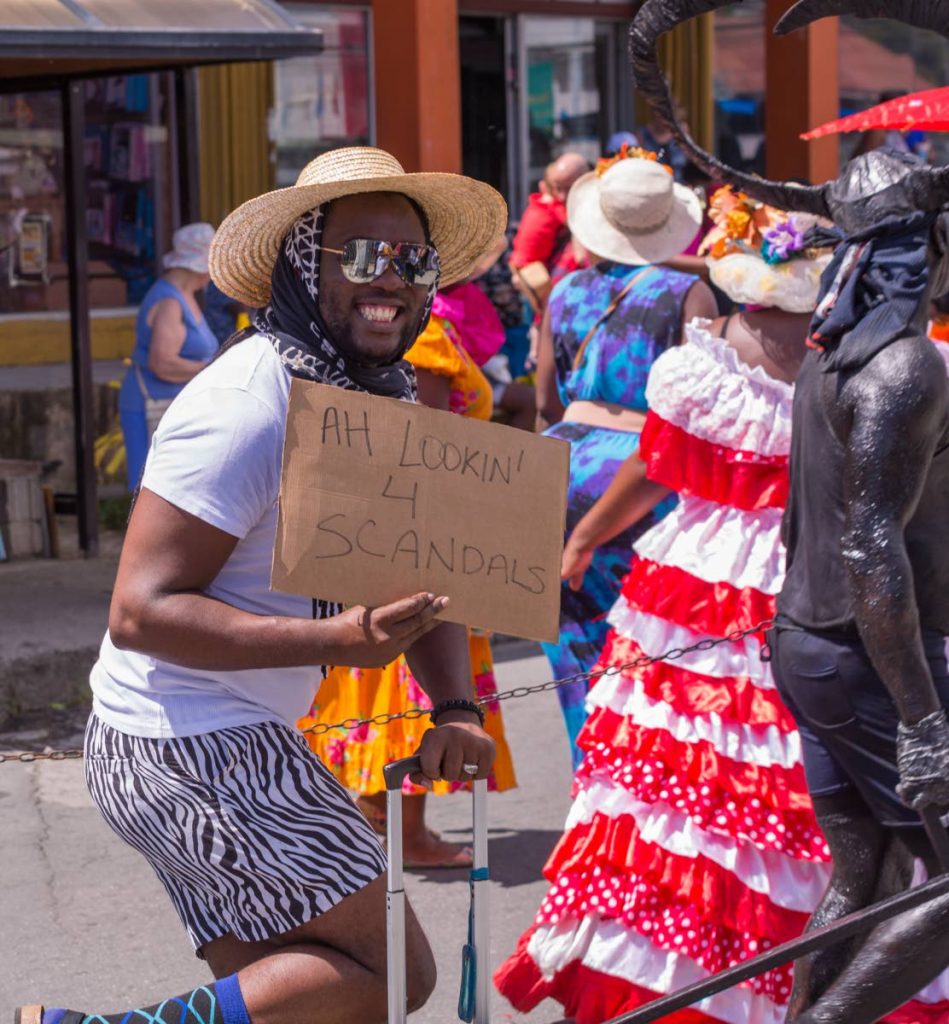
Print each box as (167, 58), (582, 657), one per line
(567, 157), (703, 267)
(709, 250), (833, 313)
(210, 147), (508, 308)
(163, 222), (215, 274)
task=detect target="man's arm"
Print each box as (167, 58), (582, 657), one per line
(110, 489), (445, 672)
(404, 622), (494, 781)
(839, 343), (945, 725)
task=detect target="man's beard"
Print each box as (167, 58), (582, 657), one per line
(323, 307), (420, 368)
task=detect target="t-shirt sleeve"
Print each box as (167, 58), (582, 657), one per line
(141, 385), (283, 539)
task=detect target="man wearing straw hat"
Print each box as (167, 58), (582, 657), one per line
(17, 148), (506, 1024)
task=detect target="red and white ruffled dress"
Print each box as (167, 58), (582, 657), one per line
(497, 319), (829, 1024)
(497, 319), (949, 1023)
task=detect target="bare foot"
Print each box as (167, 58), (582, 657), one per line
(404, 830), (473, 870)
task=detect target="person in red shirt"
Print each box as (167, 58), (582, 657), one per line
(509, 151), (590, 319)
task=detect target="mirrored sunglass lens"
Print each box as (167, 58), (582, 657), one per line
(339, 240), (438, 286)
(393, 244), (439, 286)
(340, 239), (379, 283)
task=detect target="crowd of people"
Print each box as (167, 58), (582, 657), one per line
(30, 59), (949, 1024)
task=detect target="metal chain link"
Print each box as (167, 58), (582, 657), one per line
(0, 620), (773, 764)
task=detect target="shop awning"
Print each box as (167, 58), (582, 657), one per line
(0, 0), (323, 83)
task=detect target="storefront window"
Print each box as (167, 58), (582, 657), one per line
(0, 73), (176, 499)
(713, 0), (765, 174)
(84, 73), (175, 309)
(0, 90), (68, 317)
(272, 6), (371, 186)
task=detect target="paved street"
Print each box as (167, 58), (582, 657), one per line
(0, 649), (573, 1024)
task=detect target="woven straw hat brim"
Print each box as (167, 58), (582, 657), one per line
(567, 172), (703, 267)
(210, 174), (508, 308)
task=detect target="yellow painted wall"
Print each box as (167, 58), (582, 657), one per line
(0, 314), (135, 366)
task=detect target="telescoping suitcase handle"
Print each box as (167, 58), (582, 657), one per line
(383, 756), (491, 1024)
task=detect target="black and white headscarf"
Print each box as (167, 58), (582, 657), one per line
(252, 204), (438, 624)
(254, 206), (438, 400)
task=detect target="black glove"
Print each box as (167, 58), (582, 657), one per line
(896, 708), (949, 811)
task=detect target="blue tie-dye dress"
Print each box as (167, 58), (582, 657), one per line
(543, 261), (696, 765)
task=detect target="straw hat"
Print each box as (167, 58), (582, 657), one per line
(210, 147), (508, 307)
(163, 222), (214, 273)
(566, 158), (702, 266)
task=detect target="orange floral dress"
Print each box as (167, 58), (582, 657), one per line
(298, 315), (517, 795)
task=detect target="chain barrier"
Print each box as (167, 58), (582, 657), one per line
(0, 620), (773, 764)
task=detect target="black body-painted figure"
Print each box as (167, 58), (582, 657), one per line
(629, 2), (949, 1023)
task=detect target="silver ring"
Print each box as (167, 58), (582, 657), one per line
(462, 762), (479, 775)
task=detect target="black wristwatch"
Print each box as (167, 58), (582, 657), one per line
(429, 698), (485, 727)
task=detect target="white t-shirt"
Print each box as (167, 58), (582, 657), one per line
(91, 335), (322, 738)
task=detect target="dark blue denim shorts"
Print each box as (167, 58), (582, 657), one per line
(770, 622), (949, 828)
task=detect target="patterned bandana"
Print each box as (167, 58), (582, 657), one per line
(254, 206), (438, 400)
(252, 204), (437, 626)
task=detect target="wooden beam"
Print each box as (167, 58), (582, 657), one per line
(765, 0), (839, 184)
(371, 0), (462, 172)
(61, 79), (99, 557)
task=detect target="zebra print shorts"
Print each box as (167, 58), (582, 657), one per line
(84, 714), (388, 952)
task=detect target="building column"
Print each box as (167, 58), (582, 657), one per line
(370, 0), (462, 173)
(765, 0), (839, 184)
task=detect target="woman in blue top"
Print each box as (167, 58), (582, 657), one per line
(534, 153), (718, 765)
(119, 222), (219, 490)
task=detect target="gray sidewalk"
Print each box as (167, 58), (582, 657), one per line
(0, 651), (573, 1023)
(0, 548), (119, 747)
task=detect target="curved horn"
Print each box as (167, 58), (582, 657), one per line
(776, 0), (949, 38)
(629, 0), (831, 216)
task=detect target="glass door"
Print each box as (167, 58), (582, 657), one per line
(512, 15), (630, 217)
(459, 15), (509, 200)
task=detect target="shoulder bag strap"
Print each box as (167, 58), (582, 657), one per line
(572, 266), (654, 371)
(133, 360), (151, 401)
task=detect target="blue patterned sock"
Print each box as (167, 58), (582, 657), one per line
(41, 974), (250, 1024)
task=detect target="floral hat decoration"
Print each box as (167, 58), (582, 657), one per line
(700, 186), (832, 313)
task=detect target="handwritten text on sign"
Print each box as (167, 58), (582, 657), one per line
(272, 380), (569, 643)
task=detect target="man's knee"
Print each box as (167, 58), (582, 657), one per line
(405, 923), (437, 1012)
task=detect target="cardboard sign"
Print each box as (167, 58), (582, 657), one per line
(272, 380), (570, 643)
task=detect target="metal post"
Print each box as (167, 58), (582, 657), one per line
(174, 68), (201, 223)
(61, 78), (98, 558)
(472, 778), (490, 1024)
(384, 757), (420, 1024)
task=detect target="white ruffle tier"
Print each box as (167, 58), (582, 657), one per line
(645, 319), (794, 458)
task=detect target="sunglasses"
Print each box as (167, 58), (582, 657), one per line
(319, 238), (441, 288)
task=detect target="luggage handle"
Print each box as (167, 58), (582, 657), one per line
(384, 755), (422, 792)
(384, 755), (490, 1024)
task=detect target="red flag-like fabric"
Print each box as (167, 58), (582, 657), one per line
(802, 86), (949, 140)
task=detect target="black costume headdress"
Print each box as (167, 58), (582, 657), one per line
(629, 0), (949, 370)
